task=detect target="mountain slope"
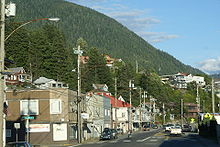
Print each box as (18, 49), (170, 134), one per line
(8, 0), (203, 75)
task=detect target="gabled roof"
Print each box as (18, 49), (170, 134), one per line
(103, 93), (131, 108)
(33, 77), (54, 84)
(8, 67), (25, 74)
(93, 84), (108, 91)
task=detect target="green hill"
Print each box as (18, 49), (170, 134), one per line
(7, 0), (202, 75)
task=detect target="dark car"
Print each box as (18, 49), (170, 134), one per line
(182, 124), (191, 132)
(143, 125), (150, 131)
(100, 130), (113, 140)
(6, 141), (32, 147)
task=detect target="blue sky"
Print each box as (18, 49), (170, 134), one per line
(67, 0), (220, 74)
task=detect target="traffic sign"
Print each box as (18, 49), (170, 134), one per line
(22, 116), (35, 120)
(14, 123), (20, 129)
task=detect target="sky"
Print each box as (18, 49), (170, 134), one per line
(67, 0), (220, 75)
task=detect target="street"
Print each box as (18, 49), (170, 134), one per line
(71, 129), (219, 147)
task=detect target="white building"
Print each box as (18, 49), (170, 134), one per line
(33, 77), (68, 89)
(162, 73), (206, 89)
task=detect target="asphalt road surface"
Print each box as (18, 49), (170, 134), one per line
(70, 129), (219, 147)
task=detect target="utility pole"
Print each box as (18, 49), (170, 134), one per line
(0, 0), (5, 146)
(212, 78), (215, 113)
(196, 85), (200, 112)
(114, 76), (117, 129)
(181, 99), (184, 127)
(139, 88), (142, 129)
(153, 98), (156, 124)
(149, 96), (152, 127)
(74, 45), (83, 143)
(135, 60), (138, 73)
(162, 103), (165, 125)
(129, 80), (134, 131)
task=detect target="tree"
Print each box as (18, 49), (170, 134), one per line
(81, 47), (113, 92)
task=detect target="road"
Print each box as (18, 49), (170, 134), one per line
(71, 129), (219, 147)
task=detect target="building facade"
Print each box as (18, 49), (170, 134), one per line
(6, 88), (79, 146)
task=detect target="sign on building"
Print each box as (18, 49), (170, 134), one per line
(29, 124), (50, 132)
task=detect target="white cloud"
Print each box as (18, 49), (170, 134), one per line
(198, 57), (220, 74)
(67, 0), (179, 44)
(138, 32), (179, 43)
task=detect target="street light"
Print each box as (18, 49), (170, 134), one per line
(5, 17), (60, 41)
(0, 10), (60, 145)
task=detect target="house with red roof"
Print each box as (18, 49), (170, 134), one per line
(103, 93), (131, 133)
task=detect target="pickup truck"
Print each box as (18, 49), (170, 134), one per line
(170, 126), (182, 135)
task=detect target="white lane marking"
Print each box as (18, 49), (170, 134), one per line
(149, 139), (158, 142)
(71, 144), (82, 147)
(123, 140), (131, 143)
(136, 136), (151, 142)
(109, 140), (118, 143)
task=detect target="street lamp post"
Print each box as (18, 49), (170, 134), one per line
(0, 10), (60, 146)
(0, 1), (6, 146)
(5, 17), (60, 41)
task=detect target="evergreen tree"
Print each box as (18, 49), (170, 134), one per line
(81, 47), (113, 92)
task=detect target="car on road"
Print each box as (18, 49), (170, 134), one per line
(6, 141), (32, 147)
(143, 125), (150, 131)
(170, 125), (182, 136)
(100, 130), (114, 140)
(165, 124), (174, 132)
(182, 124), (191, 132)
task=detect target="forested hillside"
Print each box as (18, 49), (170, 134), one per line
(7, 0), (202, 75)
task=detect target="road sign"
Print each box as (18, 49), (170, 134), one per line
(14, 123), (20, 129)
(22, 116), (35, 120)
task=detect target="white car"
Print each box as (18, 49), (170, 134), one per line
(170, 126), (182, 135)
(165, 124), (174, 132)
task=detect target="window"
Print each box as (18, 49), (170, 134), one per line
(20, 100), (39, 115)
(108, 110), (110, 116)
(6, 129), (11, 137)
(52, 84), (56, 87)
(50, 99), (62, 114)
(105, 109), (107, 116)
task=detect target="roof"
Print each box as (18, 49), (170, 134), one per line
(93, 84), (107, 89)
(103, 93), (131, 107)
(33, 77), (54, 84)
(184, 103), (198, 106)
(8, 67), (25, 74)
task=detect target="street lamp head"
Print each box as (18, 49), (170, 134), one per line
(48, 17), (60, 22)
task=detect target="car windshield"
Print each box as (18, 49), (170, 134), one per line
(102, 131), (111, 135)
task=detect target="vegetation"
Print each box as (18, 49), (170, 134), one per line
(8, 0), (203, 75)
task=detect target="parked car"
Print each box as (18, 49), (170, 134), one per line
(143, 125), (150, 131)
(100, 130), (114, 140)
(111, 129), (118, 139)
(6, 141), (32, 147)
